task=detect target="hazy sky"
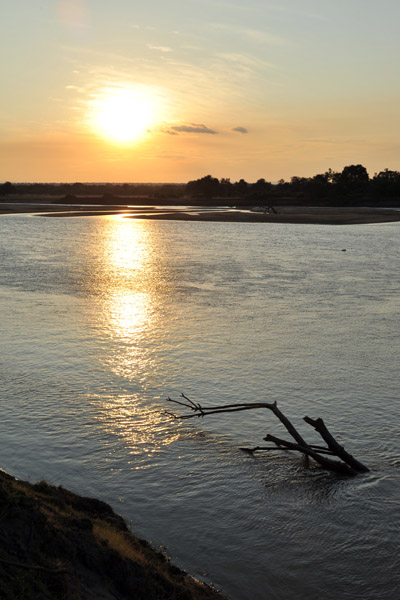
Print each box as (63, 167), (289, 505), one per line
(1, 0), (400, 182)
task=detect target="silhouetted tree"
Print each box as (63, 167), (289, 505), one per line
(186, 175), (220, 197)
(307, 173), (331, 200)
(234, 178), (249, 196)
(323, 168), (340, 184)
(290, 176), (309, 195)
(252, 178), (272, 194)
(337, 164), (369, 193)
(0, 181), (16, 196)
(372, 169), (400, 198)
(219, 178), (234, 197)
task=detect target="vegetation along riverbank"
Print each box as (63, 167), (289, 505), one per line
(0, 469), (225, 600)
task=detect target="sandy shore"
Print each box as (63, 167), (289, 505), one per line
(1, 202), (400, 225)
(127, 206), (400, 225)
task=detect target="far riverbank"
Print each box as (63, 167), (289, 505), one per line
(1, 201), (400, 225)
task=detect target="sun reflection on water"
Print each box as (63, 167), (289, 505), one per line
(88, 392), (180, 464)
(86, 216), (179, 456)
(94, 217), (156, 379)
(104, 215), (148, 272)
(107, 291), (151, 342)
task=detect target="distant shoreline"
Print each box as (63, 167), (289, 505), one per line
(1, 202), (400, 225)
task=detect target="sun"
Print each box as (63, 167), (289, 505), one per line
(88, 86), (154, 144)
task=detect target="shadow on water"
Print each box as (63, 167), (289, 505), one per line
(239, 446), (356, 505)
(168, 413), (360, 505)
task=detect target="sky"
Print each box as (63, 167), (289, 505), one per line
(1, 0), (400, 183)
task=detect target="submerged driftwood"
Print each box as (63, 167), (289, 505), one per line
(166, 395), (369, 476)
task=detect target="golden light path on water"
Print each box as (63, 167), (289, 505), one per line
(86, 216), (180, 461)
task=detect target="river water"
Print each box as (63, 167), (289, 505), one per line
(1, 213), (399, 599)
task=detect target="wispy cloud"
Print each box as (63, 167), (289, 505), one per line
(156, 154), (186, 160)
(57, 0), (88, 29)
(132, 24), (156, 31)
(209, 23), (288, 46)
(147, 44), (173, 53)
(262, 4), (328, 22)
(165, 123), (218, 135)
(63, 43), (276, 120)
(232, 126), (248, 134)
(216, 52), (277, 74)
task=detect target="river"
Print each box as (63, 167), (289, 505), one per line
(1, 213), (399, 599)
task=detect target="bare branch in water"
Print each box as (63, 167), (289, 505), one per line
(166, 395), (369, 476)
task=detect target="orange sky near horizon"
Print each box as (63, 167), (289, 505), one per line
(1, 0), (400, 183)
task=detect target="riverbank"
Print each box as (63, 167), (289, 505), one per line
(126, 206), (400, 225)
(1, 201), (400, 224)
(0, 469), (225, 600)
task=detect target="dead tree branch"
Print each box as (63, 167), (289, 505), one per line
(264, 434), (356, 475)
(303, 416), (369, 473)
(166, 395), (369, 476)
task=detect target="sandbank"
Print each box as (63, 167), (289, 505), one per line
(1, 202), (400, 225)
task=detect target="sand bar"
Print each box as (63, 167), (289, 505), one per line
(1, 202), (400, 225)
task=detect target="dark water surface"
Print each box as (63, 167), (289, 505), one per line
(1, 214), (399, 599)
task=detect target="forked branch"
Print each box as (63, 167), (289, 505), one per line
(166, 395), (369, 476)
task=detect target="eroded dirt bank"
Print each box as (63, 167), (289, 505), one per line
(0, 470), (225, 600)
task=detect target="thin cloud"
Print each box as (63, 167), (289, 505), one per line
(147, 44), (173, 53)
(166, 123), (218, 135)
(157, 154), (186, 160)
(210, 23), (288, 46)
(232, 127), (248, 134)
(131, 24), (156, 30)
(58, 0), (88, 29)
(260, 5), (328, 22)
(217, 52), (277, 71)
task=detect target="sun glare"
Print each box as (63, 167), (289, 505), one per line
(88, 86), (155, 144)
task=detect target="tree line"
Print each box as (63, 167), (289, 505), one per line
(0, 181), (186, 199)
(186, 165), (400, 205)
(1, 164), (400, 205)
